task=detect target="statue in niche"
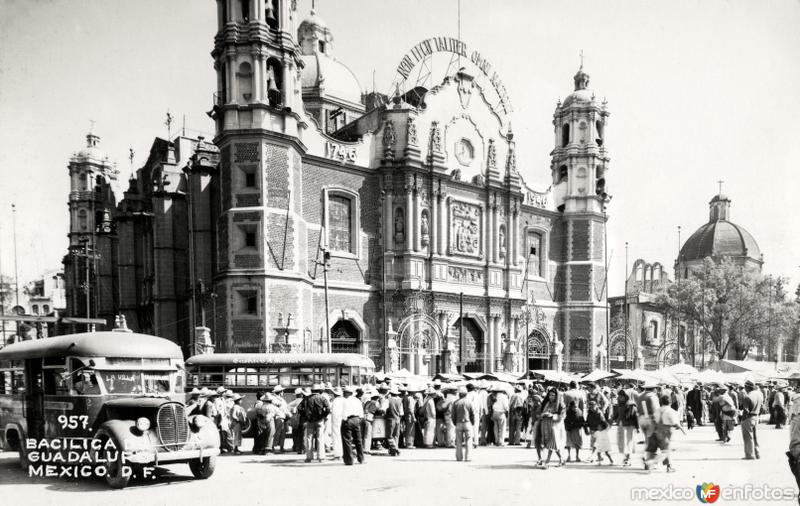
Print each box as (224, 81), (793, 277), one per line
(498, 226), (506, 259)
(420, 212), (430, 246)
(394, 208), (405, 245)
(406, 117), (418, 146)
(383, 120), (396, 148)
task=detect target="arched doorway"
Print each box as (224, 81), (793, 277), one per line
(331, 320), (360, 353)
(450, 317), (485, 373)
(396, 313), (443, 377)
(525, 329), (551, 371)
(609, 329), (634, 369)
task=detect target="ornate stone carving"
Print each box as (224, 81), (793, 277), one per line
(449, 201), (481, 257)
(406, 116), (418, 146)
(447, 266), (483, 283)
(394, 207), (405, 245)
(234, 143), (259, 163)
(383, 120), (396, 148)
(429, 121), (443, 153)
(486, 138), (497, 169)
(499, 225), (506, 259)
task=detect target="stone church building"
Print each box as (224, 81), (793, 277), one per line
(64, 0), (612, 374)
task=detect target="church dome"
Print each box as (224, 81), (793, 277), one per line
(75, 133), (109, 162)
(301, 50), (362, 105)
(678, 194), (762, 263)
(563, 66), (595, 106)
(298, 9), (362, 106)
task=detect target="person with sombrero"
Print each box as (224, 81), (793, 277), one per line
(299, 383), (331, 462)
(230, 393), (247, 455)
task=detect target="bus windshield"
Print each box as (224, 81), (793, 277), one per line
(98, 370), (171, 395)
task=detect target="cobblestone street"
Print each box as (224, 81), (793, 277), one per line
(2, 424), (797, 506)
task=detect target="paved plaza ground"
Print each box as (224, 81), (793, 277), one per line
(1, 424), (798, 506)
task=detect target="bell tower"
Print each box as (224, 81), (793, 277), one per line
(209, 0), (309, 353)
(550, 62), (611, 371)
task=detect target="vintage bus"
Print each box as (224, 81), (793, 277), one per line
(0, 331), (220, 488)
(185, 353), (376, 435)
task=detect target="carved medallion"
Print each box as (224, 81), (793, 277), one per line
(454, 138), (474, 166)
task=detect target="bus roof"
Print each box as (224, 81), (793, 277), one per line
(0, 332), (183, 361)
(185, 353), (375, 368)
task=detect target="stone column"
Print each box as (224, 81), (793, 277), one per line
(494, 316), (502, 371)
(414, 188), (422, 252)
(226, 50), (235, 104)
(492, 201), (499, 264)
(431, 192), (438, 254)
(252, 52), (263, 102)
(487, 315), (495, 373)
(439, 195), (447, 255)
(384, 192), (393, 251)
(406, 188), (414, 252)
(512, 207), (519, 267)
(483, 205), (491, 263)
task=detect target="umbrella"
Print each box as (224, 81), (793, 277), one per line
(663, 363), (698, 375)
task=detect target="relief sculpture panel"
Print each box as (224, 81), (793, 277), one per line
(449, 201), (482, 258)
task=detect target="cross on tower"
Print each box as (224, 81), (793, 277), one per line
(579, 49), (584, 69)
(717, 179), (724, 195)
(165, 111), (173, 139)
(89, 119), (96, 133)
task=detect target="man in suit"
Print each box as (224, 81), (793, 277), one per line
(686, 383), (704, 427)
(385, 386), (404, 456)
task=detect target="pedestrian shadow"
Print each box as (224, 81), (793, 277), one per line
(474, 464), (542, 470)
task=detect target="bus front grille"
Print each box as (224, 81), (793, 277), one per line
(157, 403), (188, 450)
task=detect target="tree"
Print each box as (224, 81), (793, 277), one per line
(654, 257), (798, 361)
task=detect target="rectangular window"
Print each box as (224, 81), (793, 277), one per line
(527, 232), (543, 277)
(244, 171), (256, 188)
(245, 230), (257, 248)
(246, 293), (258, 315)
(328, 195), (352, 253)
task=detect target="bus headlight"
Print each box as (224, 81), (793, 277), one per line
(135, 417), (151, 432)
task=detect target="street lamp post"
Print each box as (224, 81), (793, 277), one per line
(624, 241), (630, 368)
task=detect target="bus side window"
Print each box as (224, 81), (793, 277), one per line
(339, 367), (350, 386)
(43, 368), (69, 396)
(12, 370), (25, 393)
(1, 371), (11, 394)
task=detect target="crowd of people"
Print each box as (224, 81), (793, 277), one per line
(182, 377), (797, 472)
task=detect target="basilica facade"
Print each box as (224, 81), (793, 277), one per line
(63, 0), (612, 374)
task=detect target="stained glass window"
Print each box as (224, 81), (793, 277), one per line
(328, 195), (352, 253)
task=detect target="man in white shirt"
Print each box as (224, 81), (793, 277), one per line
(341, 386), (365, 465)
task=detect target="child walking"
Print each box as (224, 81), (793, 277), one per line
(586, 399), (614, 465)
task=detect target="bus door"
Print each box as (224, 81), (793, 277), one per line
(24, 359), (45, 440)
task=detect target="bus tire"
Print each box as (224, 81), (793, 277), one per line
(189, 456), (216, 479)
(98, 437), (131, 489)
(7, 430), (28, 470)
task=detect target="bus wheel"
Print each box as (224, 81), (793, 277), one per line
(102, 440), (131, 489)
(189, 456), (216, 479)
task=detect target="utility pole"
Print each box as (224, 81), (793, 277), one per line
(11, 204), (19, 338)
(676, 225), (681, 365)
(322, 248), (331, 353)
(459, 292), (464, 374)
(603, 204), (610, 370)
(624, 241), (629, 368)
(73, 239), (101, 332)
(0, 213), (5, 345)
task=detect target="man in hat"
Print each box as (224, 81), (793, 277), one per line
(492, 385), (510, 447)
(717, 386), (737, 443)
(451, 386), (478, 461)
(686, 383), (704, 427)
(330, 386), (345, 459)
(230, 393), (248, 455)
(420, 387), (437, 448)
(269, 385), (290, 453)
(636, 382), (660, 458)
(257, 394), (281, 453)
(774, 385), (788, 429)
(741, 380), (763, 459)
(212, 388), (234, 453)
(185, 388), (202, 416)
(299, 383), (331, 462)
(341, 386), (365, 465)
(363, 389), (381, 454)
(402, 385), (418, 449)
(288, 388), (306, 454)
(385, 386), (404, 456)
(508, 384), (527, 445)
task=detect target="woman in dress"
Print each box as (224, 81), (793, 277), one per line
(615, 388), (639, 466)
(563, 400), (585, 462)
(586, 399), (613, 465)
(538, 387), (566, 467)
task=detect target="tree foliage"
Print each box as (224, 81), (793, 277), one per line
(654, 257), (799, 360)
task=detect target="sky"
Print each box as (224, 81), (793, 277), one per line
(0, 0), (799, 297)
